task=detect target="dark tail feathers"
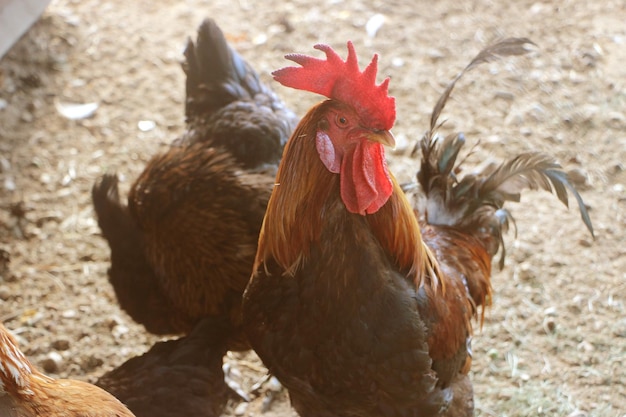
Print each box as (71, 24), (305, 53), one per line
(404, 38), (594, 268)
(183, 18), (268, 119)
(181, 18), (296, 170)
(92, 174), (191, 335)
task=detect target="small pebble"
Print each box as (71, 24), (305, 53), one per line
(252, 33), (267, 46)
(516, 263), (536, 281)
(137, 120), (156, 132)
(112, 324), (129, 338)
(51, 338), (70, 351)
(0, 285), (10, 300)
(103, 316), (122, 330)
(42, 351), (64, 373)
(544, 318), (556, 333)
(487, 348), (499, 360)
(391, 57), (404, 67)
(234, 402), (248, 416)
(267, 376), (282, 392)
(21, 111), (33, 123)
(544, 306), (557, 316)
(61, 309), (77, 319)
(39, 173), (52, 184)
(426, 48), (445, 60)
(577, 340), (594, 352)
(520, 127), (533, 136)
(82, 355), (104, 371)
(610, 161), (624, 173)
(4, 177), (15, 191)
(494, 91), (515, 101)
(365, 13), (385, 38)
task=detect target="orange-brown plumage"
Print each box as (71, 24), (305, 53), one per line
(0, 323), (135, 417)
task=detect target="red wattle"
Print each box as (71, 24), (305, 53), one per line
(340, 141), (392, 215)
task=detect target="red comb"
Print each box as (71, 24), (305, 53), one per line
(272, 41), (396, 131)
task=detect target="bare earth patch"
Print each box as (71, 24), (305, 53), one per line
(0, 0), (624, 416)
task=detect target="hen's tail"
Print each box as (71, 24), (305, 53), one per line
(405, 38), (594, 270)
(183, 18), (263, 118)
(92, 174), (191, 335)
(182, 18), (297, 168)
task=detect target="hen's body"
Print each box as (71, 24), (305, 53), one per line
(0, 323), (135, 417)
(92, 18), (297, 345)
(96, 317), (236, 417)
(243, 39), (592, 417)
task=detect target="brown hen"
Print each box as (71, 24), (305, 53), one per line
(92, 18), (297, 349)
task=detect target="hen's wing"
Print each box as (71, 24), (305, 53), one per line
(128, 142), (274, 348)
(96, 316), (236, 417)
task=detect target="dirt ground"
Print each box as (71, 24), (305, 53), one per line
(0, 0), (624, 416)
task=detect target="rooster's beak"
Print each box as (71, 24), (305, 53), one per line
(366, 130), (396, 149)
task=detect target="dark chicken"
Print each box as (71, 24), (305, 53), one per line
(0, 323), (135, 417)
(242, 40), (593, 417)
(96, 316), (237, 417)
(92, 18), (297, 347)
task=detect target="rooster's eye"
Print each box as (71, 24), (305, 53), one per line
(335, 114), (349, 128)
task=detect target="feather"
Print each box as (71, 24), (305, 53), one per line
(419, 139), (594, 237)
(427, 37), (536, 136)
(406, 36), (593, 270)
(468, 153), (594, 237)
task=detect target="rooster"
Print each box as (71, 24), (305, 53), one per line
(0, 322), (135, 417)
(242, 40), (593, 417)
(96, 316), (238, 417)
(92, 18), (297, 349)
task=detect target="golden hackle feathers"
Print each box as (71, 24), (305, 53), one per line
(367, 175), (444, 292)
(254, 103), (336, 276)
(255, 101), (444, 293)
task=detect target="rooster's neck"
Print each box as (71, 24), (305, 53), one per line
(255, 102), (339, 275)
(255, 102), (441, 291)
(367, 179), (442, 290)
